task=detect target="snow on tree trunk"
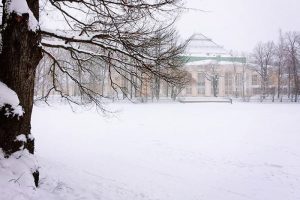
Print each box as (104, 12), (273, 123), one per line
(0, 0), (42, 187)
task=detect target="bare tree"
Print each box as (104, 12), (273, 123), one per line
(240, 53), (248, 100)
(229, 51), (246, 98)
(284, 32), (300, 102)
(0, 0), (187, 187)
(252, 41), (275, 99)
(274, 31), (286, 100)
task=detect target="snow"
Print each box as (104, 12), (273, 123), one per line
(7, 0), (38, 31)
(1, 102), (300, 200)
(0, 81), (24, 117)
(15, 134), (27, 142)
(185, 33), (228, 56)
(0, 81), (20, 106)
(0, 149), (39, 198)
(186, 59), (245, 66)
(28, 134), (35, 141)
(178, 97), (232, 103)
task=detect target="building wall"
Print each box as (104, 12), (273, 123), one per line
(180, 63), (262, 98)
(34, 60), (282, 100)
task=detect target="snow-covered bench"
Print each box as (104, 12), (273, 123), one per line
(178, 97), (232, 104)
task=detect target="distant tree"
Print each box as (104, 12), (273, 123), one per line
(240, 53), (248, 100)
(274, 31), (286, 100)
(170, 69), (190, 100)
(229, 51), (246, 98)
(284, 32), (300, 102)
(252, 41), (275, 99)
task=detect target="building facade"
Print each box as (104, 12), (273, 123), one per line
(179, 34), (271, 98)
(35, 33), (282, 101)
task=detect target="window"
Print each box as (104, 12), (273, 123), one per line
(236, 73), (243, 87)
(185, 73), (193, 96)
(235, 73), (243, 96)
(225, 72), (233, 95)
(252, 74), (258, 85)
(185, 86), (192, 95)
(197, 73), (206, 95)
(210, 74), (219, 96)
(253, 88), (261, 95)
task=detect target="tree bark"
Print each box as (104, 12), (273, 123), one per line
(288, 66), (291, 99)
(292, 58), (299, 102)
(0, 0), (42, 186)
(277, 65), (281, 99)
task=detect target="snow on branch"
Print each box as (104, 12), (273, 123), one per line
(39, 29), (158, 62)
(0, 81), (24, 117)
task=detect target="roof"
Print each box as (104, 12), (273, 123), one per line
(185, 60), (246, 66)
(185, 33), (228, 56)
(182, 33), (246, 64)
(182, 55), (246, 64)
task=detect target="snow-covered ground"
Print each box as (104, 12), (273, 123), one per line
(2, 102), (300, 200)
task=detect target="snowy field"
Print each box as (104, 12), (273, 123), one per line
(2, 102), (300, 200)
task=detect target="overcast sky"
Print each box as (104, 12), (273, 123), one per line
(176, 0), (300, 53)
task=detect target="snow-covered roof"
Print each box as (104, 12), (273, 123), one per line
(181, 33), (247, 65)
(185, 60), (245, 66)
(185, 33), (228, 56)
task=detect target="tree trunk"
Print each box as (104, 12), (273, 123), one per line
(242, 65), (245, 100)
(288, 66), (291, 99)
(277, 65), (281, 99)
(292, 58), (299, 102)
(155, 76), (160, 100)
(0, 0), (42, 186)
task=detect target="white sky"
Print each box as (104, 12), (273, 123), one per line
(176, 0), (300, 53)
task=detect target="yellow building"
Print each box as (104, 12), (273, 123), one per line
(180, 34), (264, 98)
